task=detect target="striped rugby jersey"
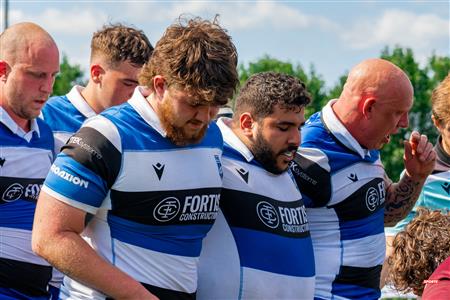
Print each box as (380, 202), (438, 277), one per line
(290, 100), (387, 300)
(0, 107), (54, 298)
(42, 85), (96, 154)
(42, 87), (224, 299)
(197, 118), (315, 300)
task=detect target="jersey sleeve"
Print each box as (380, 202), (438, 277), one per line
(42, 115), (122, 214)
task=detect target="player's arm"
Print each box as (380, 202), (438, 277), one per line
(384, 131), (435, 226)
(32, 192), (156, 300)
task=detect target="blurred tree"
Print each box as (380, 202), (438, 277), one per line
(52, 54), (84, 96)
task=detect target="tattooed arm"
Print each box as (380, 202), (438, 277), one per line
(384, 131), (436, 226)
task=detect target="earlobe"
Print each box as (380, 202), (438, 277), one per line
(362, 97), (376, 119)
(153, 76), (166, 101)
(432, 115), (443, 132)
(0, 60), (10, 82)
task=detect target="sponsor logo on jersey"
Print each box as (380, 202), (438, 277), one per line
(68, 136), (102, 159)
(153, 193), (221, 222)
(50, 165), (89, 188)
(2, 182), (42, 202)
(365, 181), (386, 211)
(289, 161), (318, 186)
(153, 197), (180, 222)
(257, 200), (309, 233)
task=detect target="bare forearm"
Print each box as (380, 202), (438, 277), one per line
(384, 174), (425, 226)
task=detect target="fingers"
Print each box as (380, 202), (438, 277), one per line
(407, 131), (435, 162)
(403, 140), (413, 161)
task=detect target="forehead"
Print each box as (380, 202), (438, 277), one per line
(262, 104), (305, 124)
(17, 44), (59, 72)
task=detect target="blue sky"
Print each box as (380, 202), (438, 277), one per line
(3, 0), (449, 88)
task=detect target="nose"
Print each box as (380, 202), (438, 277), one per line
(195, 105), (216, 124)
(288, 128), (301, 148)
(40, 75), (55, 95)
(398, 112), (409, 129)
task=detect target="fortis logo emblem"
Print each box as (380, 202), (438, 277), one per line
(256, 201), (279, 228)
(153, 197), (180, 222)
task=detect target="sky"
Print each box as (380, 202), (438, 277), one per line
(2, 0), (449, 88)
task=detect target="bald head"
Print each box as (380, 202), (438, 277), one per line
(0, 22), (57, 65)
(333, 58), (414, 150)
(340, 58), (413, 105)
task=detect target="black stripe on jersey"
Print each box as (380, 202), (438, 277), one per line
(0, 177), (44, 204)
(110, 187), (221, 225)
(289, 153), (331, 207)
(0, 257), (52, 297)
(106, 282), (195, 300)
(221, 188), (310, 238)
(61, 127), (121, 188)
(328, 178), (385, 221)
(334, 265), (382, 290)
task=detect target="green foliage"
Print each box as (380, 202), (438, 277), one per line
(238, 48), (450, 179)
(52, 54), (85, 96)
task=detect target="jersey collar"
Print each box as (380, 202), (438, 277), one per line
(0, 106), (40, 141)
(66, 85), (97, 118)
(217, 117), (255, 162)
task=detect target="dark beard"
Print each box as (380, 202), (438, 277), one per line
(159, 101), (207, 146)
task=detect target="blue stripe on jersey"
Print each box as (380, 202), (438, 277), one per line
(44, 154), (107, 208)
(0, 200), (37, 230)
(230, 227), (315, 277)
(43, 95), (86, 133)
(102, 103), (223, 151)
(339, 207), (384, 240)
(222, 143), (263, 169)
(302, 112), (379, 172)
(0, 120), (53, 150)
(108, 214), (211, 257)
(0, 287), (49, 300)
(331, 282), (380, 300)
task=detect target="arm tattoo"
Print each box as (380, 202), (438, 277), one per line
(384, 175), (423, 226)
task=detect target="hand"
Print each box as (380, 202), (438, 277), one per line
(403, 131), (436, 181)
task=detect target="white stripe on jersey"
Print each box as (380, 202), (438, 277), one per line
(329, 161), (385, 206)
(0, 146), (52, 178)
(222, 156), (301, 201)
(342, 232), (385, 267)
(297, 147), (331, 172)
(42, 185), (101, 215)
(83, 116), (122, 152)
(113, 148), (222, 192)
(0, 227), (50, 266)
(54, 131), (73, 154)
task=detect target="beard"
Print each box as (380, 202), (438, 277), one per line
(158, 100), (207, 146)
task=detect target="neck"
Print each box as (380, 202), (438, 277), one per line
(332, 98), (365, 145)
(1, 105), (31, 132)
(80, 82), (104, 114)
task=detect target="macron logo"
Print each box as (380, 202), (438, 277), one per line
(50, 165), (89, 188)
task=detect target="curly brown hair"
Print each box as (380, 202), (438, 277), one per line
(234, 71), (311, 121)
(389, 208), (450, 296)
(139, 16), (239, 106)
(431, 73), (450, 125)
(91, 23), (153, 67)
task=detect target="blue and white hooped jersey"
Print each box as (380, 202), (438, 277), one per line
(42, 88), (224, 299)
(0, 107), (54, 298)
(197, 118), (315, 300)
(386, 137), (450, 237)
(289, 100), (386, 300)
(42, 85), (96, 153)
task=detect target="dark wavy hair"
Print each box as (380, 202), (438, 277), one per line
(139, 16), (239, 106)
(234, 71), (311, 121)
(388, 208), (450, 296)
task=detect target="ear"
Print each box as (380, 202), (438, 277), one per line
(90, 64), (104, 84)
(152, 75), (166, 101)
(240, 112), (256, 138)
(0, 60), (10, 82)
(361, 96), (376, 119)
(432, 115), (444, 132)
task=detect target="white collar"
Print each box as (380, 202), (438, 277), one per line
(217, 117), (255, 162)
(128, 86), (167, 137)
(66, 85), (96, 118)
(322, 99), (370, 158)
(0, 106), (40, 141)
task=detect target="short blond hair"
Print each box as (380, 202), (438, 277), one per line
(431, 73), (450, 125)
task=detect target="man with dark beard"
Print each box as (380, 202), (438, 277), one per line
(197, 72), (315, 299)
(32, 17), (238, 300)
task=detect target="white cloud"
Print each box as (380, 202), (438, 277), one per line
(124, 1), (337, 31)
(10, 8), (108, 35)
(341, 9), (449, 50)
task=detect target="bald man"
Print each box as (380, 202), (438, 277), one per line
(0, 23), (59, 299)
(289, 58), (435, 300)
